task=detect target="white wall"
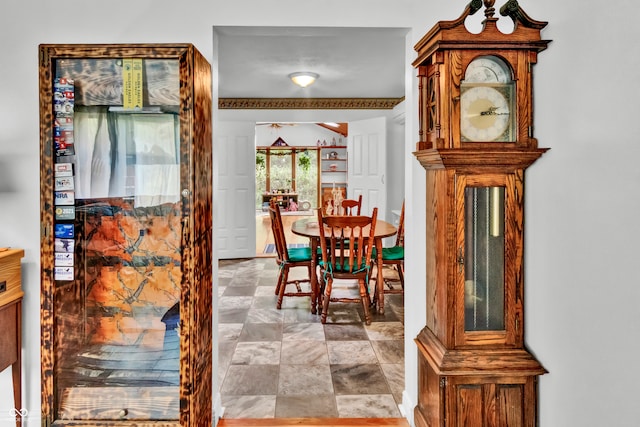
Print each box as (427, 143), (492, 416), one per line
(1, 0), (640, 426)
(386, 102), (406, 221)
(255, 123), (344, 147)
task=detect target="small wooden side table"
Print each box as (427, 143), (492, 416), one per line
(0, 248), (24, 427)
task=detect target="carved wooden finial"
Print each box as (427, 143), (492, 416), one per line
(500, 0), (548, 29)
(484, 0), (496, 18)
(469, 0), (483, 15)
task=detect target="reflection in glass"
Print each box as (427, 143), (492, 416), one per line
(53, 58), (181, 420)
(464, 186), (505, 331)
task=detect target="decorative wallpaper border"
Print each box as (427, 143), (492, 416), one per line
(219, 97), (405, 110)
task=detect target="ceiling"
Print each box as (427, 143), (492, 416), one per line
(215, 26), (408, 104)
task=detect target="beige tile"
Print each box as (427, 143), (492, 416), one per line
(232, 342), (281, 365)
(278, 364), (334, 396)
(276, 395), (338, 418)
(281, 340), (329, 365)
(217, 257), (405, 419)
(282, 322), (325, 341)
(221, 365), (279, 395)
(330, 363), (390, 395)
(326, 341), (377, 364)
(371, 339), (404, 364)
(221, 395), (276, 418)
(335, 394), (402, 418)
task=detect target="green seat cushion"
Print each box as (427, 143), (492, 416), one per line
(287, 247), (313, 262)
(319, 258), (369, 274)
(372, 245), (404, 260)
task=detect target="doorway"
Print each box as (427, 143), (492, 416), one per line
(213, 25), (410, 422)
(255, 145), (319, 212)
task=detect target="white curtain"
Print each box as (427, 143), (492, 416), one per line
(73, 109), (180, 207)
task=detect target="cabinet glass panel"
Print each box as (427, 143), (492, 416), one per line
(464, 186), (505, 331)
(52, 58), (181, 420)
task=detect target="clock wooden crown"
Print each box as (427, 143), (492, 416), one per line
(413, 0), (550, 165)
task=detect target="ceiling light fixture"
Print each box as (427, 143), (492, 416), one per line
(289, 72), (319, 88)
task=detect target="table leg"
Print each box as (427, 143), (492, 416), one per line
(375, 237), (385, 314)
(12, 359), (21, 427)
(11, 299), (23, 427)
(309, 237), (319, 314)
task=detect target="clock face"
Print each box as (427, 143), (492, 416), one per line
(460, 56), (515, 142)
(460, 85), (512, 142)
(464, 56), (511, 83)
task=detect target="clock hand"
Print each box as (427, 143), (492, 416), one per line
(479, 106), (509, 116)
(480, 106), (498, 116)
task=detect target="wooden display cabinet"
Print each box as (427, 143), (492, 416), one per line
(412, 2), (550, 426)
(39, 44), (212, 426)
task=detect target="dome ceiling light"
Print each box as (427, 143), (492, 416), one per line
(288, 72), (319, 88)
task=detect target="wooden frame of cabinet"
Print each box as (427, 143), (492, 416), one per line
(39, 43), (212, 427)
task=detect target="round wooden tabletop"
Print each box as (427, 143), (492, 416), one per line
(291, 217), (397, 240)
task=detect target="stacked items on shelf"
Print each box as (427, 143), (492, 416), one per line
(52, 78), (76, 281)
(53, 78), (75, 157)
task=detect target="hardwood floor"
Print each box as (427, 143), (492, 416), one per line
(218, 418), (410, 427)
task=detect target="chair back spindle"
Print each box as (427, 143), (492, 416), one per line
(341, 194), (363, 216)
(316, 207), (377, 324)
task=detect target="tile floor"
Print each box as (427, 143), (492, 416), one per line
(218, 257), (405, 419)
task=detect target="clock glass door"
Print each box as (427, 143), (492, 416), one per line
(463, 185), (505, 332)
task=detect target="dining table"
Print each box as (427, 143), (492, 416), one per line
(291, 216), (397, 315)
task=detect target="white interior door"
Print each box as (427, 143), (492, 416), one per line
(348, 116), (387, 221)
(214, 121), (256, 259)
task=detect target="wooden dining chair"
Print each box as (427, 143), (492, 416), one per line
(268, 199), (316, 313)
(316, 207), (378, 325)
(341, 194), (362, 215)
(375, 200), (405, 294)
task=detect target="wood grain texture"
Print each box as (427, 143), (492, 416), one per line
(39, 44), (212, 427)
(186, 46), (214, 427)
(412, 2), (550, 425)
(217, 419), (410, 427)
(0, 249), (24, 306)
(0, 250), (24, 427)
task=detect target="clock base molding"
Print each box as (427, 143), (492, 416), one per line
(415, 327), (546, 377)
(415, 327), (545, 427)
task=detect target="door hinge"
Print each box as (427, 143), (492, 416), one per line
(440, 377), (447, 388)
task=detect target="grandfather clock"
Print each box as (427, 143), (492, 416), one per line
(412, 1), (550, 426)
